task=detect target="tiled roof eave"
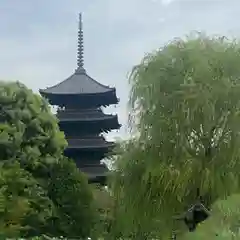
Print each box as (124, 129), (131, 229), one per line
(39, 88), (115, 96)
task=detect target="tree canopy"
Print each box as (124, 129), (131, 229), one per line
(0, 162), (53, 238)
(0, 81), (96, 238)
(110, 34), (240, 238)
(46, 157), (96, 238)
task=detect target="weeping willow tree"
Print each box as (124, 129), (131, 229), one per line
(109, 33), (240, 239)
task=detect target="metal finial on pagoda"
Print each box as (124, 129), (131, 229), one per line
(76, 13), (84, 73)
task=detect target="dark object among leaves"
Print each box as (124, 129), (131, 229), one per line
(175, 203), (210, 232)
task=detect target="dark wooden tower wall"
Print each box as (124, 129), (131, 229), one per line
(39, 13), (120, 184)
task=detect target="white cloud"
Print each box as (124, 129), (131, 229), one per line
(161, 0), (175, 6)
(0, 0), (240, 140)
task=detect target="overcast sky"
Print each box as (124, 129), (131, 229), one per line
(0, 0), (239, 139)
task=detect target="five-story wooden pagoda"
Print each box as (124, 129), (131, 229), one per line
(40, 13), (120, 184)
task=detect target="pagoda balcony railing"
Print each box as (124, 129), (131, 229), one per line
(78, 163), (107, 168)
(66, 138), (115, 148)
(82, 169), (108, 176)
(57, 110), (116, 120)
(79, 164), (109, 178)
(67, 135), (104, 139)
(80, 163), (108, 171)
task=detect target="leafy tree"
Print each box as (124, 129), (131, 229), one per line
(110, 33), (240, 238)
(0, 162), (53, 238)
(90, 184), (115, 239)
(0, 81), (97, 238)
(183, 194), (240, 239)
(0, 81), (66, 175)
(46, 157), (96, 238)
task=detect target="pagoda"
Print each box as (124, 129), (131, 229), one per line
(39, 13), (120, 185)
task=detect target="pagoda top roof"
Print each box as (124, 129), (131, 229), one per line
(40, 68), (115, 95)
(39, 13), (115, 96)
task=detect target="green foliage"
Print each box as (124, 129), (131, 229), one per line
(0, 81), (66, 174)
(90, 185), (115, 239)
(0, 81), (96, 238)
(0, 162), (53, 238)
(110, 33), (240, 238)
(46, 157), (95, 238)
(183, 194), (240, 239)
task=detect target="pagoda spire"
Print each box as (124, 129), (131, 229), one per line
(76, 13), (85, 73)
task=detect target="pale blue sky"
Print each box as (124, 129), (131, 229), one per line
(0, 0), (239, 139)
